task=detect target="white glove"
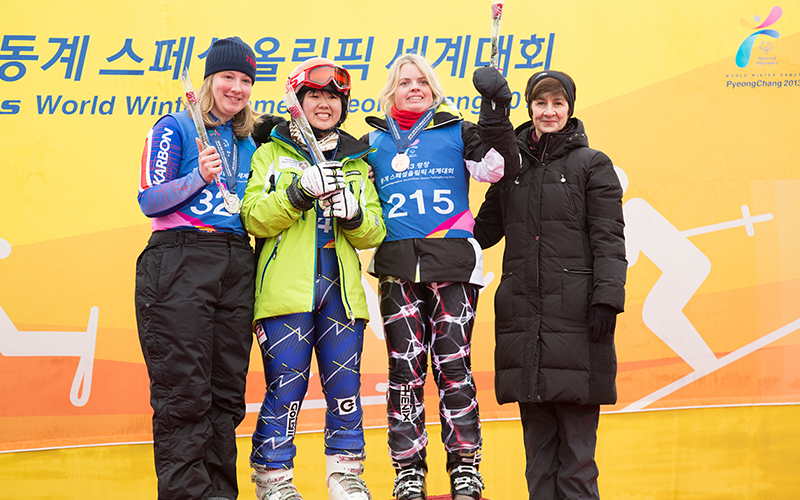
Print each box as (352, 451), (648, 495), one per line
(323, 188), (360, 220)
(300, 160), (344, 198)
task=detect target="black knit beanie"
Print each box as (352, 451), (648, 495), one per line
(524, 70), (576, 117)
(204, 37), (257, 82)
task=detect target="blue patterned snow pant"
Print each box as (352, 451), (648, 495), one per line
(250, 248), (366, 469)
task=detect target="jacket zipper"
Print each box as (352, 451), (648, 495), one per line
(538, 135), (550, 163)
(564, 268), (593, 275)
(337, 248), (355, 323)
(560, 173), (577, 217)
(312, 206), (319, 311)
(258, 234), (281, 294)
(534, 138), (548, 402)
(413, 239), (421, 282)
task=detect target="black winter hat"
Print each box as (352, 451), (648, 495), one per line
(524, 70), (576, 117)
(204, 37), (257, 82)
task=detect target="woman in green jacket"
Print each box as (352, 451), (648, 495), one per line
(241, 58), (385, 500)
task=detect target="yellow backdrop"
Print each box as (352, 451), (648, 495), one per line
(1, 0), (799, 498)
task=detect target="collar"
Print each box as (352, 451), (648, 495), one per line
(390, 106), (426, 130)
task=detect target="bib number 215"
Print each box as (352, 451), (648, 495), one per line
(387, 189), (453, 218)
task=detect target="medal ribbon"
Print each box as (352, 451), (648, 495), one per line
(385, 106), (436, 155)
(211, 134), (239, 192)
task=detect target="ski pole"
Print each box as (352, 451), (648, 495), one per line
(490, 0), (505, 70)
(282, 83), (344, 206)
(282, 83), (327, 165)
(179, 67), (240, 214)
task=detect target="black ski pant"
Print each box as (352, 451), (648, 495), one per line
(136, 230), (255, 500)
(519, 401), (601, 500)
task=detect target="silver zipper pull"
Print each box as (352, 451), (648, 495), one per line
(560, 174), (566, 183)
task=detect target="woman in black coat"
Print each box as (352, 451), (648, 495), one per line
(473, 70), (626, 500)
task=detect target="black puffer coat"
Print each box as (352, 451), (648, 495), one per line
(474, 117), (626, 405)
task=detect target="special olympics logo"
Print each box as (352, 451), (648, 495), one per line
(735, 6), (782, 67)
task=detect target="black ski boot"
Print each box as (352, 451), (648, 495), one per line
(447, 453), (483, 500)
(392, 461), (427, 500)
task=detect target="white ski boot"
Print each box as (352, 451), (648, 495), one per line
(251, 466), (303, 500)
(326, 453), (371, 500)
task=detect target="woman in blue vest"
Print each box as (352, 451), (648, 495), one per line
(363, 53), (518, 500)
(135, 37), (258, 500)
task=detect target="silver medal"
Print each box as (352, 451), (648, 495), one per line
(223, 191), (241, 214)
(391, 152), (410, 172)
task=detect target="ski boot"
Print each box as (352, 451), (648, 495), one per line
(326, 453), (371, 500)
(392, 461), (427, 500)
(447, 452), (483, 500)
(251, 466), (303, 500)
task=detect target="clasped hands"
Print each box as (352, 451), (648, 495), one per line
(299, 160), (360, 221)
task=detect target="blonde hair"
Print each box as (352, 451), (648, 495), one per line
(195, 73), (257, 139)
(379, 53), (445, 115)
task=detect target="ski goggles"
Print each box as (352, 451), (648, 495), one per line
(289, 63), (351, 94)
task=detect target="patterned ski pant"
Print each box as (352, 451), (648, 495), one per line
(250, 248), (366, 469)
(379, 276), (482, 468)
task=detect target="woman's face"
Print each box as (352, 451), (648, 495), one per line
(210, 70), (252, 122)
(301, 89), (342, 130)
(531, 92), (569, 138)
(394, 63), (433, 113)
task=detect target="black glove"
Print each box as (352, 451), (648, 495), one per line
(590, 304), (618, 342)
(473, 66), (512, 126)
(251, 114), (286, 145)
(473, 66), (512, 104)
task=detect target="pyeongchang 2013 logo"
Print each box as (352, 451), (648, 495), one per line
(735, 6), (782, 67)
